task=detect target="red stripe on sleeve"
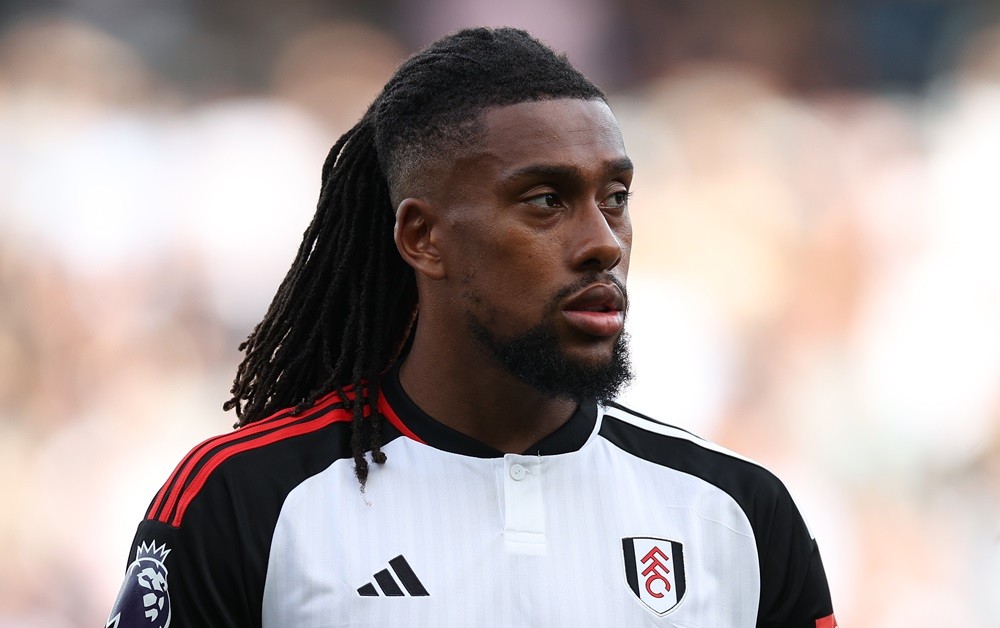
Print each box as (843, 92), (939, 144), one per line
(169, 407), (354, 526)
(146, 406), (295, 520)
(148, 389), (350, 522)
(815, 614), (837, 628)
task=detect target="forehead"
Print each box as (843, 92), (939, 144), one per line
(473, 98), (627, 174)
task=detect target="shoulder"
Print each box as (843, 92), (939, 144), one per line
(145, 389), (361, 528)
(602, 402), (836, 624)
(599, 401), (796, 526)
(110, 392), (372, 627)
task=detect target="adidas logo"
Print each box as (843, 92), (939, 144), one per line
(357, 555), (429, 597)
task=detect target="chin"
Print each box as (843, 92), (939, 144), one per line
(468, 312), (634, 402)
(562, 345), (617, 371)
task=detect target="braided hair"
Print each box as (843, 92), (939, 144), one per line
(224, 27), (606, 485)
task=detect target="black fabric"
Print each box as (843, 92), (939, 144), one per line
(374, 569), (404, 596)
(599, 408), (835, 628)
(389, 555), (429, 596)
(109, 408), (404, 628)
(147, 399), (350, 524)
(381, 360), (597, 458)
(622, 538), (640, 597)
(110, 389), (834, 626)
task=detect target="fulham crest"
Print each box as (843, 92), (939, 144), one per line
(622, 537), (686, 616)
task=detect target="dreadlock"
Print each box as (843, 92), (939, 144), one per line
(224, 27), (606, 485)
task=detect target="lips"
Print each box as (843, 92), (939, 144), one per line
(561, 283), (626, 337)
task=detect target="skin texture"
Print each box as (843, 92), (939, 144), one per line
(394, 98), (633, 453)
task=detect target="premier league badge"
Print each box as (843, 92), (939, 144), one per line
(106, 541), (172, 628)
(622, 536), (686, 616)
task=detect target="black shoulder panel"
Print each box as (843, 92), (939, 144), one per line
(110, 403), (404, 628)
(600, 403), (834, 628)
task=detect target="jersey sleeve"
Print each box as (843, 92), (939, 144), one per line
(106, 480), (258, 627)
(754, 483), (837, 628)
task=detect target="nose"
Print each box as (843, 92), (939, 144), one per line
(571, 203), (627, 272)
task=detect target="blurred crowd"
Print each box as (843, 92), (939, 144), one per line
(1, 2), (998, 626)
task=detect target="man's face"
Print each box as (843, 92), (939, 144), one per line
(429, 98), (634, 401)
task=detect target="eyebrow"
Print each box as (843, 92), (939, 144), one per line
(499, 156), (634, 187)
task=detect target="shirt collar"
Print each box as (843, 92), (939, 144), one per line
(380, 361), (598, 458)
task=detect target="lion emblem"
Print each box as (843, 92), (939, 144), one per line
(106, 540), (172, 628)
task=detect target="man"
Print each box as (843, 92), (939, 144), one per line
(108, 27), (836, 627)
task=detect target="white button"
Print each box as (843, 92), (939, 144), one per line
(509, 464), (527, 481)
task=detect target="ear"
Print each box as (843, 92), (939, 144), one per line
(394, 197), (447, 280)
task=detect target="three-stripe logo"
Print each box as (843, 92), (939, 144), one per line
(357, 555), (429, 597)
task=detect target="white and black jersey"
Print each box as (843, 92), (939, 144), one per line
(108, 364), (836, 627)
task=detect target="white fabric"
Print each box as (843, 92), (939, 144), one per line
(261, 410), (761, 627)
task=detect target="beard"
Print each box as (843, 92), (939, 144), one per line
(466, 288), (633, 403)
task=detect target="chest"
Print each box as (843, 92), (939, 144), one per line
(261, 442), (761, 627)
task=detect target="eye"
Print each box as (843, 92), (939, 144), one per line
(601, 190), (631, 210)
(525, 193), (564, 209)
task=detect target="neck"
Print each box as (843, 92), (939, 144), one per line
(398, 323), (577, 454)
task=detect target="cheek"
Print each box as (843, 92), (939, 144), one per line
(452, 229), (560, 327)
(486, 230), (561, 292)
(615, 215), (634, 274)
(454, 220), (555, 280)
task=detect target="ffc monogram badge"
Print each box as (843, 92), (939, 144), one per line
(622, 537), (686, 616)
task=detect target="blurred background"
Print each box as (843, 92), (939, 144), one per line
(1, 0), (998, 626)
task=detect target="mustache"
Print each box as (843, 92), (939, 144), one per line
(550, 274), (628, 312)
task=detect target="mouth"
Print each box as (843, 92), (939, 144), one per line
(561, 283), (626, 338)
